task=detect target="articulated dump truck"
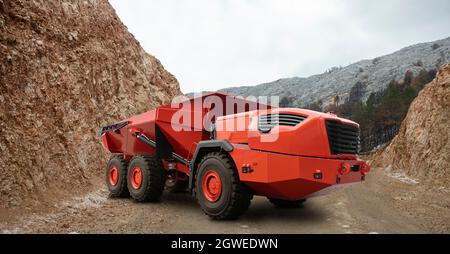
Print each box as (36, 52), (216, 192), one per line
(100, 92), (370, 220)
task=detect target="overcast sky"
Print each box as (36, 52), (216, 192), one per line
(109, 0), (450, 94)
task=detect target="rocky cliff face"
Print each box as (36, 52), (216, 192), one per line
(214, 37), (450, 108)
(0, 0), (181, 208)
(372, 64), (450, 187)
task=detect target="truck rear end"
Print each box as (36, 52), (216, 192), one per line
(215, 108), (369, 202)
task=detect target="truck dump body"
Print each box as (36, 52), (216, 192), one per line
(102, 93), (271, 157)
(100, 92), (370, 219)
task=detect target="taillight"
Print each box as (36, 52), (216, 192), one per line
(339, 162), (351, 175)
(241, 163), (253, 173)
(360, 163), (371, 174)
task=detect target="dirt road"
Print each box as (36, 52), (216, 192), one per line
(1, 167), (449, 234)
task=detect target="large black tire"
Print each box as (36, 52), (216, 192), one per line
(195, 152), (253, 220)
(127, 155), (165, 202)
(268, 198), (306, 208)
(105, 155), (129, 198)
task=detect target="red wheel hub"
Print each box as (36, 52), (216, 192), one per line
(202, 170), (222, 202)
(109, 166), (119, 186)
(130, 167), (143, 189)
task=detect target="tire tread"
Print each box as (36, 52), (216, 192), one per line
(106, 154), (129, 198)
(195, 152), (253, 220)
(128, 154), (165, 202)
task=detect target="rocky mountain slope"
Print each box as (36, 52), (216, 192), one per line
(216, 37), (450, 108)
(372, 64), (450, 187)
(0, 0), (181, 209)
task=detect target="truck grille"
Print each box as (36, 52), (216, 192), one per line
(325, 120), (360, 155)
(258, 114), (306, 133)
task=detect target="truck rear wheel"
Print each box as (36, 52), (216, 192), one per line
(127, 155), (165, 202)
(195, 152), (253, 220)
(105, 155), (129, 198)
(268, 198), (306, 208)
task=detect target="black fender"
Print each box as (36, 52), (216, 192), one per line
(188, 140), (234, 189)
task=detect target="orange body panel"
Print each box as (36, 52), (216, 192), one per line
(102, 111), (158, 157)
(102, 93), (272, 160)
(229, 144), (365, 200)
(216, 107), (366, 200)
(156, 108), (208, 159)
(217, 108), (359, 159)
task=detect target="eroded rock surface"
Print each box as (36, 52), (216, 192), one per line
(0, 0), (181, 208)
(372, 64), (450, 187)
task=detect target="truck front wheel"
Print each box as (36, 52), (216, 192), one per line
(195, 152), (253, 220)
(105, 155), (129, 197)
(127, 155), (165, 202)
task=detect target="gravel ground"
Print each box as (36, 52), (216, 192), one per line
(1, 167), (449, 234)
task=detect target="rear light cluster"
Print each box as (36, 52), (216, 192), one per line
(241, 163), (253, 173)
(360, 163), (371, 174)
(339, 162), (371, 175)
(339, 162), (352, 175)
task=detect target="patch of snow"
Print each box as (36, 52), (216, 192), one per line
(437, 186), (450, 193)
(3, 187), (108, 233)
(1, 228), (22, 234)
(368, 232), (379, 234)
(69, 189), (107, 209)
(371, 143), (389, 152)
(385, 166), (419, 185)
(217, 38), (450, 109)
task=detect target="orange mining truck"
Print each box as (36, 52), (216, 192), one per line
(100, 92), (370, 220)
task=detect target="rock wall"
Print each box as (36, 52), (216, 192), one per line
(0, 0), (181, 208)
(372, 64), (450, 187)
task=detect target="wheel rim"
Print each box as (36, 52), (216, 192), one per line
(109, 166), (119, 186)
(130, 167), (143, 189)
(202, 170), (222, 202)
